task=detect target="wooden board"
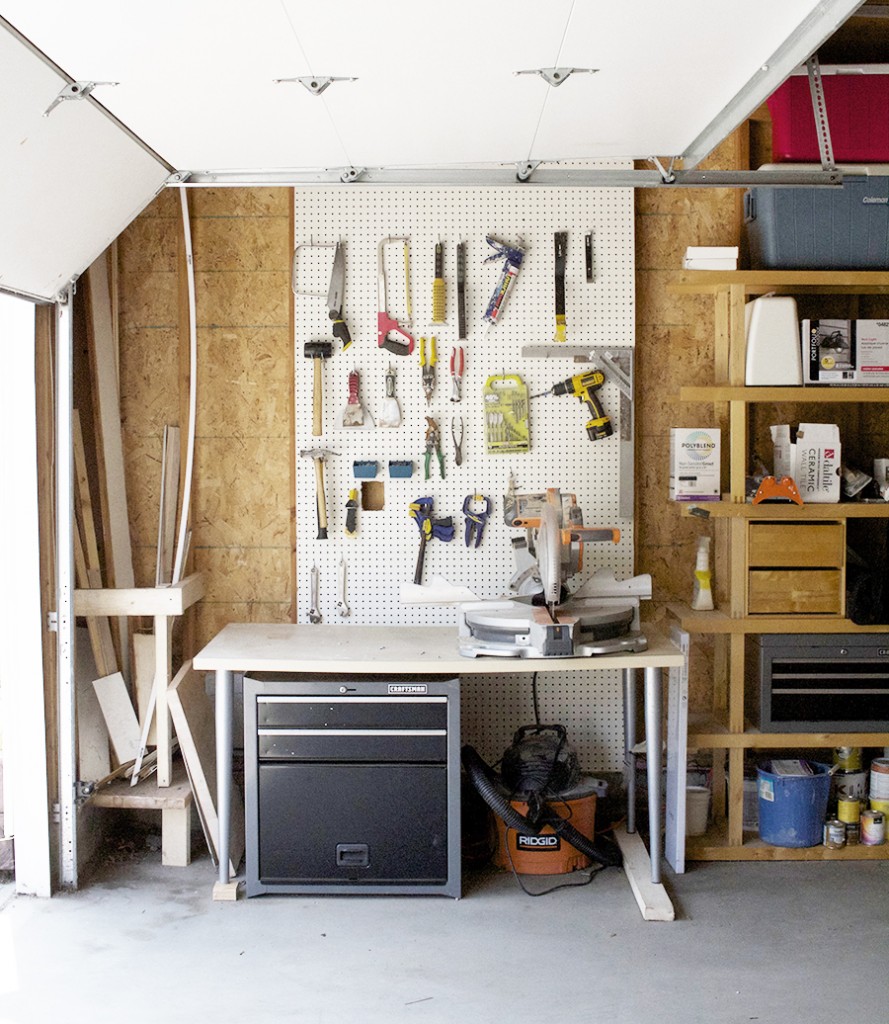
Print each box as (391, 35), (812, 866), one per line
(156, 424), (180, 586)
(614, 827), (675, 922)
(132, 631), (157, 746)
(74, 626), (111, 782)
(167, 659), (244, 874)
(92, 672), (140, 765)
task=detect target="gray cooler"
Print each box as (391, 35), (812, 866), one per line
(745, 167), (889, 269)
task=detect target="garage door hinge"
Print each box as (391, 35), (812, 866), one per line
(43, 80), (119, 117)
(47, 611), (58, 632)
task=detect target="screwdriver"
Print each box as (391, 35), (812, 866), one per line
(432, 242), (446, 324)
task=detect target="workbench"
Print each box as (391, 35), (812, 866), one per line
(193, 623), (685, 920)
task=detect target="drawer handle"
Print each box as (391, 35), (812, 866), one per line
(771, 688), (889, 696)
(257, 728), (447, 737)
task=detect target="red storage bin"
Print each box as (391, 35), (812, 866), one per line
(767, 65), (889, 163)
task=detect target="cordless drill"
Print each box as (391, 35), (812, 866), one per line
(533, 370), (613, 441)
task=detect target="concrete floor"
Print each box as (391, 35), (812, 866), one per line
(1, 833), (888, 1024)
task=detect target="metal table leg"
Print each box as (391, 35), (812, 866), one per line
(644, 666), (663, 885)
(623, 668), (637, 834)
(215, 668), (233, 886)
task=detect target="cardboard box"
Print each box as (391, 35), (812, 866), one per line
(794, 423), (841, 502)
(670, 428), (721, 501)
(802, 318), (889, 385)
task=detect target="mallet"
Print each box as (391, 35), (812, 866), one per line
(304, 340), (333, 436)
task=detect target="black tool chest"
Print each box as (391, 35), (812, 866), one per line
(243, 673), (461, 897)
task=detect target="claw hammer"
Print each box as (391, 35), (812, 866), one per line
(300, 448), (338, 539)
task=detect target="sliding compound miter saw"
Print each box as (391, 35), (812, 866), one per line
(457, 488), (649, 658)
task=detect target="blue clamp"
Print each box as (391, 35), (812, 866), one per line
(463, 493), (492, 548)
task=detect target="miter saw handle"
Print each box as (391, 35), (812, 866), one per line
(564, 527), (620, 544)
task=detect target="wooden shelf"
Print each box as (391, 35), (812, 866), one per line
(669, 270), (889, 295)
(668, 603), (889, 634)
(678, 501), (889, 519)
(681, 385), (889, 403)
(687, 715), (889, 749)
(686, 823), (889, 861)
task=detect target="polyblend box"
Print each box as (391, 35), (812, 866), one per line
(802, 318), (889, 385)
(670, 428), (721, 501)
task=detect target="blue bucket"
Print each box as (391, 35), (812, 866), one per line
(757, 761), (831, 848)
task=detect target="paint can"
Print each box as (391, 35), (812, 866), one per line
(869, 797), (889, 817)
(860, 809), (886, 846)
(834, 769), (867, 802)
(869, 758), (889, 802)
(823, 818), (846, 849)
(837, 796), (861, 824)
(845, 821), (860, 846)
(833, 746), (863, 771)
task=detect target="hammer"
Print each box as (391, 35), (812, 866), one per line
(304, 341), (333, 436)
(300, 448), (338, 539)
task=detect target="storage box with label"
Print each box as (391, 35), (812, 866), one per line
(670, 428), (721, 501)
(794, 423), (841, 502)
(802, 318), (889, 385)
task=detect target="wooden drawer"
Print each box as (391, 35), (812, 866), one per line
(747, 522), (845, 568)
(747, 569), (844, 615)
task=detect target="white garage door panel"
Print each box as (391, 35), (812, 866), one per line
(0, 23), (170, 301)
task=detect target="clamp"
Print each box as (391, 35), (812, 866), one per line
(463, 493), (492, 548)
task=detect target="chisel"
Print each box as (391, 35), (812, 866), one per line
(554, 231), (567, 343)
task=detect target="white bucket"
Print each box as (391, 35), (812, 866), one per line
(686, 786), (711, 836)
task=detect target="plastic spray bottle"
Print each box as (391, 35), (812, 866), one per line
(691, 536), (714, 611)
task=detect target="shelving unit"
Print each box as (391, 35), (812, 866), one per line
(669, 270), (889, 861)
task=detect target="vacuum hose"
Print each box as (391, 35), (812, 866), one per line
(461, 745), (621, 869)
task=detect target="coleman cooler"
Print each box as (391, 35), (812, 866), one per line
(745, 168), (889, 269)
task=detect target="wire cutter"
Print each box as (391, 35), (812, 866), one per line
(419, 335), (436, 403)
(424, 416), (445, 479)
(463, 493), (491, 547)
(451, 416), (464, 467)
(450, 345), (464, 402)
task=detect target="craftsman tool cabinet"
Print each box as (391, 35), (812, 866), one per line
(243, 673), (461, 897)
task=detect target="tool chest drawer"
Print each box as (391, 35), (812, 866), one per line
(745, 521), (845, 616)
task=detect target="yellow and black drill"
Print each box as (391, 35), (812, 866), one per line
(532, 370), (613, 441)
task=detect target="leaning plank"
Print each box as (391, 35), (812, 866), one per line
(155, 425), (181, 587)
(167, 660), (245, 874)
(92, 672), (141, 766)
(84, 256), (135, 678)
(132, 631), (158, 746)
(72, 410), (118, 677)
(614, 827), (675, 922)
(75, 626), (111, 783)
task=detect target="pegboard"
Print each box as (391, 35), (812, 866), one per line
(293, 162), (635, 770)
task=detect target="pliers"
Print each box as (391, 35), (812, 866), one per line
(424, 416), (445, 479)
(463, 493), (492, 547)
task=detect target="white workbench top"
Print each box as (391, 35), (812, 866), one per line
(193, 623), (684, 675)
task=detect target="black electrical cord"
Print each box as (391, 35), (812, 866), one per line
(531, 671), (540, 727)
(504, 830), (605, 897)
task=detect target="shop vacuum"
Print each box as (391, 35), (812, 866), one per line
(462, 724), (621, 880)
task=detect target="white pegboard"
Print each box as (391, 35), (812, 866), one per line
(293, 164), (635, 770)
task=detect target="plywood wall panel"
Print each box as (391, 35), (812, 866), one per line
(194, 547), (292, 604)
(116, 215), (180, 275)
(193, 599), (293, 653)
(189, 188), (290, 218)
(192, 436), (292, 549)
(117, 270), (179, 331)
(191, 217), (290, 272)
(194, 326), (292, 438)
(194, 270), (290, 328)
(118, 326), (180, 438)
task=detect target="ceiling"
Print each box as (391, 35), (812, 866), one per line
(0, 0), (869, 300)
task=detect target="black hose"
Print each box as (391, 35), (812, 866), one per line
(461, 745), (622, 869)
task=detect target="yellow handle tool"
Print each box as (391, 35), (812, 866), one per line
(432, 242), (446, 323)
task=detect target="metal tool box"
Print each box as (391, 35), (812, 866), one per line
(243, 673), (461, 897)
(746, 634), (889, 732)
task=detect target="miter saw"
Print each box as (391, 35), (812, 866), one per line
(457, 487), (649, 658)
